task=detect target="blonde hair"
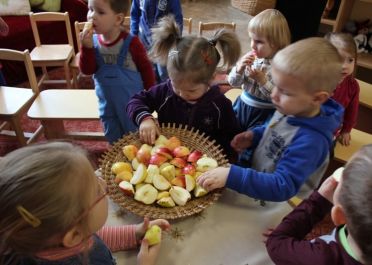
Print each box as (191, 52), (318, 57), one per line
(0, 142), (96, 259)
(272, 37), (342, 93)
(339, 144), (372, 265)
(248, 9), (291, 51)
(149, 15), (241, 84)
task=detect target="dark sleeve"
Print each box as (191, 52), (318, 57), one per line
(266, 191), (340, 265)
(79, 46), (97, 75)
(130, 0), (141, 35)
(126, 85), (166, 126)
(341, 79), (360, 133)
(129, 35), (156, 90)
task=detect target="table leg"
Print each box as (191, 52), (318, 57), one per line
(40, 120), (66, 139)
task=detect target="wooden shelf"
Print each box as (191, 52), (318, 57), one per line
(357, 53), (372, 70)
(320, 0), (355, 32)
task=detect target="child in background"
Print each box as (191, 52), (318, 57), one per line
(127, 15), (242, 161)
(197, 38), (344, 202)
(80, 0), (156, 144)
(265, 144), (372, 265)
(130, 0), (183, 82)
(0, 142), (170, 265)
(0, 16), (9, 86)
(228, 9), (291, 131)
(325, 32), (360, 146)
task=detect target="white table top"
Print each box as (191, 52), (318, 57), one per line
(106, 189), (292, 265)
(27, 89), (99, 120)
(0, 86), (34, 115)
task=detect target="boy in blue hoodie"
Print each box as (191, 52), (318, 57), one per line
(197, 37), (344, 202)
(130, 0), (183, 82)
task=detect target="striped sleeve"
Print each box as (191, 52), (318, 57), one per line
(97, 225), (138, 252)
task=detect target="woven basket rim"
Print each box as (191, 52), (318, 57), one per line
(99, 123), (228, 219)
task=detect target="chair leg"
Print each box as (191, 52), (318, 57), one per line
(71, 67), (79, 89)
(10, 117), (27, 146)
(64, 62), (72, 89)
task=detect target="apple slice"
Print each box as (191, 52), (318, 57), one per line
(185, 174), (196, 192)
(130, 164), (147, 185)
(136, 144), (152, 165)
(144, 225), (162, 246)
(170, 157), (187, 168)
(157, 191), (170, 200)
(332, 167), (344, 182)
(132, 158), (140, 170)
(169, 186), (191, 206)
(111, 161), (132, 175)
(155, 134), (168, 147)
(119, 181), (135, 196)
(171, 176), (186, 188)
(156, 147), (173, 160)
(187, 150), (203, 163)
(157, 196), (176, 208)
(122, 145), (138, 161)
(149, 154), (167, 166)
(134, 184), (158, 204)
(153, 174), (171, 191)
(114, 170), (133, 183)
(194, 183), (208, 197)
(182, 164), (196, 176)
(166, 136), (181, 151)
(196, 157), (218, 172)
(160, 164), (176, 182)
(173, 146), (190, 158)
(145, 164), (159, 183)
(135, 183), (145, 190)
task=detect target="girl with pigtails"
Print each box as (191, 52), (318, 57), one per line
(126, 15), (242, 161)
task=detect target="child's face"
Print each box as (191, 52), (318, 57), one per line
(271, 67), (322, 117)
(86, 177), (109, 234)
(171, 77), (209, 103)
(87, 0), (123, 36)
(338, 49), (355, 81)
(249, 32), (276, 59)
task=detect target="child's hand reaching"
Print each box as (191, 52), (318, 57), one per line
(197, 167), (230, 191)
(80, 22), (94, 49)
(231, 131), (254, 153)
(318, 175), (338, 204)
(236, 51), (256, 74)
(135, 217), (170, 265)
(139, 118), (160, 145)
(246, 67), (267, 86)
(337, 132), (351, 146)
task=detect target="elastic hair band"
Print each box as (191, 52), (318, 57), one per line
(168, 50), (179, 58)
(17, 205), (41, 228)
(208, 39), (217, 47)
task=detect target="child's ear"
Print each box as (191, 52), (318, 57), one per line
(62, 226), (85, 248)
(331, 205), (347, 226)
(313, 91), (330, 105)
(116, 13), (125, 26)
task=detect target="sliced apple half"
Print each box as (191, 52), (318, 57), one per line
(153, 174), (171, 191)
(119, 181), (135, 197)
(157, 196), (176, 208)
(130, 164), (147, 185)
(169, 186), (191, 206)
(194, 183), (208, 197)
(196, 157), (218, 172)
(134, 184), (158, 205)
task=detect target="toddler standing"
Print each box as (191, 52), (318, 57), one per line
(266, 144), (372, 265)
(127, 15), (242, 160)
(326, 32), (360, 146)
(80, 0), (156, 144)
(0, 142), (169, 265)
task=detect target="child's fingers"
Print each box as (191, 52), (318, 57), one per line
(139, 239), (149, 254)
(150, 219), (171, 231)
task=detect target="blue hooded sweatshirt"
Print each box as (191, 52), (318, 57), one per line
(226, 98), (344, 202)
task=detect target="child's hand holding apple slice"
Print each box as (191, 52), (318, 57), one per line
(135, 217), (171, 244)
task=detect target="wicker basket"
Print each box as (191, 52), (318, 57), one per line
(231, 0), (276, 16)
(99, 123), (229, 220)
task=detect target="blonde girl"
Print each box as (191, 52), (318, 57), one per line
(127, 15), (242, 160)
(326, 32), (360, 146)
(0, 142), (169, 265)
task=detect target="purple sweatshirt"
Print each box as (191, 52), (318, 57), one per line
(126, 80), (242, 159)
(266, 191), (362, 265)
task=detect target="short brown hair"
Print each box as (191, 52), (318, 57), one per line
(0, 142), (96, 259)
(108, 0), (130, 15)
(339, 144), (372, 264)
(272, 37), (342, 93)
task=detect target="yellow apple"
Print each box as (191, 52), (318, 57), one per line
(111, 162), (132, 175)
(144, 225), (162, 246)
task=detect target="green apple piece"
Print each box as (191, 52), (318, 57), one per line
(145, 164), (160, 183)
(134, 184), (158, 204)
(155, 134), (168, 147)
(194, 184), (208, 197)
(130, 164), (147, 185)
(160, 164), (176, 182)
(157, 196), (176, 208)
(332, 167), (344, 182)
(185, 174), (196, 192)
(144, 225), (162, 246)
(196, 157), (218, 172)
(153, 174), (171, 190)
(169, 186), (191, 206)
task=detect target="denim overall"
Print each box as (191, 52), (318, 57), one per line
(93, 34), (143, 143)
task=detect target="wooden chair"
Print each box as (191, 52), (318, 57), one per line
(198, 21), (236, 36)
(0, 49), (44, 146)
(70, 21), (87, 89)
(183, 17), (193, 34)
(29, 12), (75, 89)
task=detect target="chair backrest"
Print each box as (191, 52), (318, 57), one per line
(0, 49), (39, 94)
(74, 21), (87, 52)
(29, 12), (74, 47)
(183, 17), (193, 34)
(198, 21), (236, 36)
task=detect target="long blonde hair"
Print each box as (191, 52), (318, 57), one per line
(0, 142), (96, 260)
(149, 15), (241, 84)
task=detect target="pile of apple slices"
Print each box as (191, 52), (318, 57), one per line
(111, 135), (218, 207)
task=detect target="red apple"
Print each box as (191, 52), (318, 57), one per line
(122, 144), (138, 161)
(181, 164), (196, 176)
(170, 157), (187, 168)
(136, 144), (152, 165)
(173, 146), (190, 158)
(166, 136), (181, 151)
(187, 150), (203, 163)
(149, 154), (168, 166)
(156, 147), (173, 160)
(171, 176), (186, 188)
(119, 181), (135, 196)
